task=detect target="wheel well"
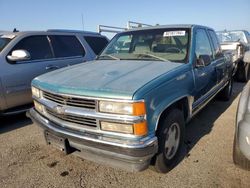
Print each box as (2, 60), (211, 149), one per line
(157, 97), (189, 131)
(238, 60), (245, 68)
(151, 97), (189, 166)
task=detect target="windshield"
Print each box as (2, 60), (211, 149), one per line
(99, 28), (190, 63)
(0, 35), (13, 52)
(216, 31), (248, 43)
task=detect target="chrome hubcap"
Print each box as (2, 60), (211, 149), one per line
(164, 123), (180, 160)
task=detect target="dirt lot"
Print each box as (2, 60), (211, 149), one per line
(0, 82), (250, 188)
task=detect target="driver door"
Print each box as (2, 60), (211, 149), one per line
(193, 29), (217, 104)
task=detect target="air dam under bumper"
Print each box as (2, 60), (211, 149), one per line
(28, 108), (158, 172)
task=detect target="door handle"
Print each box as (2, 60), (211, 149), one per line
(46, 65), (59, 70)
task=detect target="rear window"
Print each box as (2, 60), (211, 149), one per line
(0, 34), (15, 52)
(84, 36), (108, 55)
(208, 30), (221, 58)
(49, 35), (85, 58)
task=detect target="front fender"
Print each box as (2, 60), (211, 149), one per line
(138, 70), (194, 135)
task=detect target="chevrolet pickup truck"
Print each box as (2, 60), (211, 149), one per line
(29, 25), (233, 173)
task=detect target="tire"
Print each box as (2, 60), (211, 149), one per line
(218, 78), (233, 101)
(154, 109), (185, 173)
(236, 62), (249, 82)
(233, 135), (250, 170)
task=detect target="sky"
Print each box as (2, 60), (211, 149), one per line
(0, 0), (249, 35)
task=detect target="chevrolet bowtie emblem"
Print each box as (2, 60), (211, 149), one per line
(54, 105), (65, 114)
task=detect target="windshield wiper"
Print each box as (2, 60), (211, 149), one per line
(135, 53), (169, 62)
(97, 54), (120, 60)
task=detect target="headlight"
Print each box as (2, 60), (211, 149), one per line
(101, 121), (133, 134)
(34, 101), (45, 114)
(32, 86), (40, 98)
(99, 101), (146, 116)
(100, 121), (147, 136)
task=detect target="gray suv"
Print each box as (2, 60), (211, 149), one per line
(0, 30), (108, 115)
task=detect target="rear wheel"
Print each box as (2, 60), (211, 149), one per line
(154, 109), (185, 173)
(233, 135), (250, 170)
(218, 78), (233, 101)
(236, 62), (249, 82)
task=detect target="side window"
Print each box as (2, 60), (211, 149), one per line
(12, 36), (53, 61)
(49, 35), (85, 58)
(195, 29), (213, 59)
(84, 36), (108, 55)
(245, 31), (250, 43)
(208, 30), (221, 58)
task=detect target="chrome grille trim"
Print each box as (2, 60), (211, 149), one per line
(46, 108), (97, 128)
(43, 91), (96, 109)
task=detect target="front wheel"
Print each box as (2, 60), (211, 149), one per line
(154, 109), (185, 173)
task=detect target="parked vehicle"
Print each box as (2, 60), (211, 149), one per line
(28, 25), (233, 173)
(216, 30), (250, 82)
(233, 51), (250, 170)
(0, 30), (108, 115)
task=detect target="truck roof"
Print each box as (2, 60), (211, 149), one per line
(125, 24), (214, 32)
(0, 29), (104, 37)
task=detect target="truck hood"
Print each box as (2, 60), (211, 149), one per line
(33, 60), (182, 99)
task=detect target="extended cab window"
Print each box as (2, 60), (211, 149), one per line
(208, 30), (222, 58)
(49, 35), (85, 58)
(12, 36), (53, 61)
(195, 29), (213, 60)
(84, 36), (108, 55)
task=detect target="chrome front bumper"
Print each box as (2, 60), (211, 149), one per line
(28, 108), (158, 171)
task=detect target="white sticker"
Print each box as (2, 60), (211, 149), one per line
(163, 31), (186, 37)
(1, 34), (16, 39)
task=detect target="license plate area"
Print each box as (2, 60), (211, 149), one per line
(44, 131), (68, 153)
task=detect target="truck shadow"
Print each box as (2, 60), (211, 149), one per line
(176, 81), (247, 169)
(0, 113), (32, 134)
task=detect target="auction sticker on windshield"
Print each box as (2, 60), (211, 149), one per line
(163, 31), (186, 37)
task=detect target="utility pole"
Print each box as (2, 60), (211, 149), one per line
(81, 13), (84, 31)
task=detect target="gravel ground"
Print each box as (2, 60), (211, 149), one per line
(0, 82), (250, 188)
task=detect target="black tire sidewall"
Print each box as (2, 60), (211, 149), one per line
(219, 78), (233, 101)
(226, 78), (233, 99)
(237, 63), (249, 82)
(155, 109), (185, 173)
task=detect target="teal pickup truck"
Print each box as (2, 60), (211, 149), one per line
(28, 25), (233, 173)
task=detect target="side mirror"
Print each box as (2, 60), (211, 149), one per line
(196, 55), (211, 68)
(243, 51), (250, 63)
(7, 49), (31, 62)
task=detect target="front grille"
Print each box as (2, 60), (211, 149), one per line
(46, 108), (97, 128)
(42, 91), (96, 109)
